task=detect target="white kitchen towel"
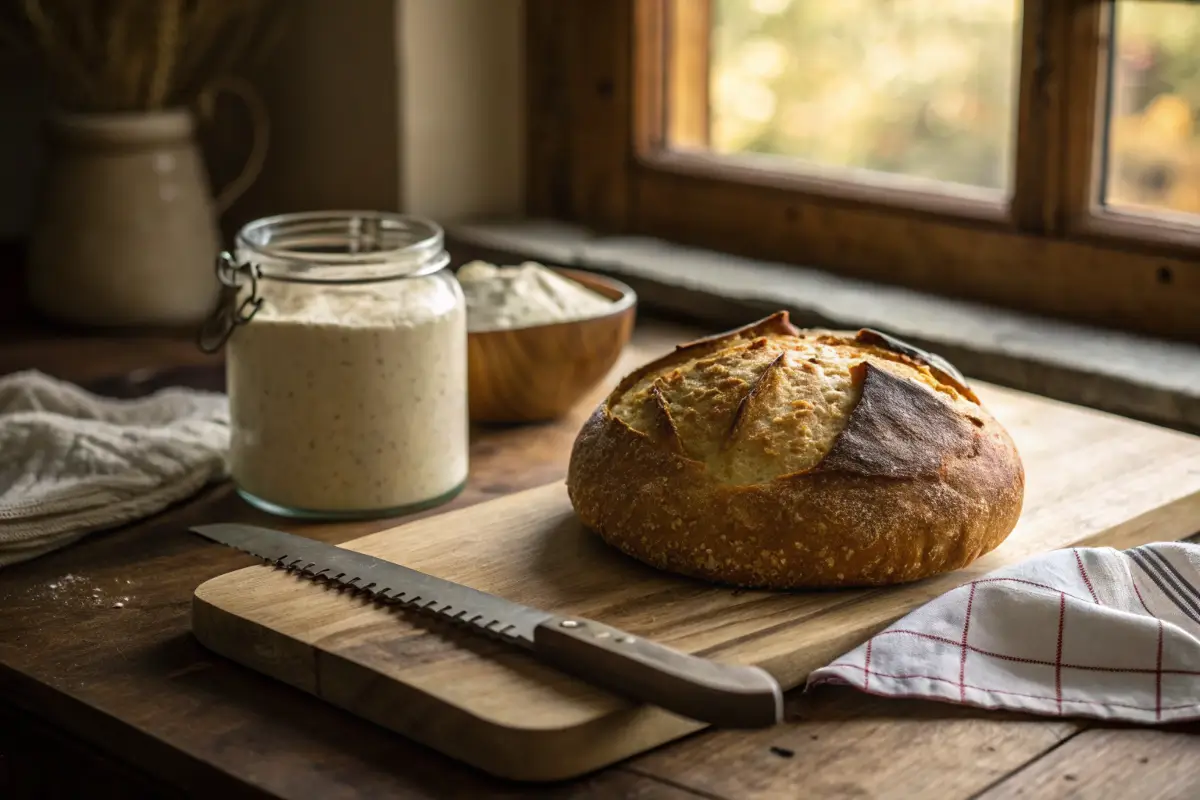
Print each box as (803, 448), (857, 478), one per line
(808, 543), (1200, 724)
(0, 370), (228, 567)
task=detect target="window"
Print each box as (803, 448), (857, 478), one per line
(525, 1), (1200, 341)
(1105, 2), (1200, 217)
(698, 1), (1021, 196)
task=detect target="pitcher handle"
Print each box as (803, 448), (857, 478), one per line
(197, 76), (270, 216)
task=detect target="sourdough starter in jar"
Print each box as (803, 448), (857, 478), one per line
(213, 211), (468, 518)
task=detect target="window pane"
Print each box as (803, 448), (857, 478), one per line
(697, 0), (1021, 193)
(1106, 1), (1200, 216)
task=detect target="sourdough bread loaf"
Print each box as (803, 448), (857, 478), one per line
(566, 312), (1024, 588)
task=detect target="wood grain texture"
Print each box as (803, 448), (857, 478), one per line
(631, 688), (1080, 800)
(524, 0), (571, 218)
(0, 702), (184, 800)
(193, 381), (1200, 781)
(1059, 2), (1200, 254)
(0, 320), (696, 799)
(629, 166), (1200, 342)
(1060, 0), (1106, 236)
(1013, 0), (1067, 235)
(664, 0), (710, 150)
(467, 269), (637, 423)
(981, 726), (1200, 800)
(526, 0), (1200, 341)
(524, 0), (632, 229)
(4, 316), (1200, 799)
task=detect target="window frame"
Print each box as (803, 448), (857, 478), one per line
(524, 0), (1200, 341)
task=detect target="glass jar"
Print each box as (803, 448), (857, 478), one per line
(200, 211), (468, 519)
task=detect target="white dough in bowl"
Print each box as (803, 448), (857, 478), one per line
(457, 261), (613, 332)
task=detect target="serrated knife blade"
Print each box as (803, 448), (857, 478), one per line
(192, 522), (550, 645)
(191, 523), (783, 729)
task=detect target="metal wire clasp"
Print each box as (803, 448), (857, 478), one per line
(197, 251), (263, 353)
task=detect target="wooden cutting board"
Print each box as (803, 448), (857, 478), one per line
(193, 382), (1200, 782)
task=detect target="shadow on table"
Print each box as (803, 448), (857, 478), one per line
(83, 364), (226, 398)
(140, 628), (658, 798)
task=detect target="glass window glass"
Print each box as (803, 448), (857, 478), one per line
(700, 0), (1022, 193)
(1106, 1), (1200, 216)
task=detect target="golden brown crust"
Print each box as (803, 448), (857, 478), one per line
(612, 311), (801, 399)
(813, 361), (973, 479)
(724, 352), (786, 450)
(566, 313), (1025, 588)
(852, 328), (978, 402)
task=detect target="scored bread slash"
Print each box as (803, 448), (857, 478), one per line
(566, 311), (1023, 590)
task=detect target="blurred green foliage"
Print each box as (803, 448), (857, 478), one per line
(1109, 2), (1200, 212)
(709, 0), (1200, 213)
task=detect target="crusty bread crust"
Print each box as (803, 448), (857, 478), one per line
(566, 312), (1024, 588)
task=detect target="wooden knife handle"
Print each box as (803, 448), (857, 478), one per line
(533, 615), (783, 728)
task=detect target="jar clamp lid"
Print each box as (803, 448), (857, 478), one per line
(197, 252), (262, 353)
(196, 211), (449, 354)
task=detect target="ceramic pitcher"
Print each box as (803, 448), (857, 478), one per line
(27, 107), (258, 327)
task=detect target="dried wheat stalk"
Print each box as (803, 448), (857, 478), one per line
(2, 0), (284, 113)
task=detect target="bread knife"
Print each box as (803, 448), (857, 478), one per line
(190, 523), (783, 728)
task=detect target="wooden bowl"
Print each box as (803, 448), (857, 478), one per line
(466, 268), (637, 423)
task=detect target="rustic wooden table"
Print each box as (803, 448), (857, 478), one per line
(0, 318), (1197, 800)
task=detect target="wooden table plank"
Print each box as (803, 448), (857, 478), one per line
(188, 369), (1200, 781)
(0, 329), (212, 382)
(630, 688), (1080, 800)
(0, 702), (182, 799)
(2, 317), (1199, 799)
(981, 727), (1200, 800)
(0, 321), (698, 799)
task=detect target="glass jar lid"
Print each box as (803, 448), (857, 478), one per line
(237, 210), (450, 283)
(198, 211), (450, 352)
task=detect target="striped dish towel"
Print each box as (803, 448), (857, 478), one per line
(807, 543), (1200, 723)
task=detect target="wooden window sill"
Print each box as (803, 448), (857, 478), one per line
(449, 219), (1200, 435)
